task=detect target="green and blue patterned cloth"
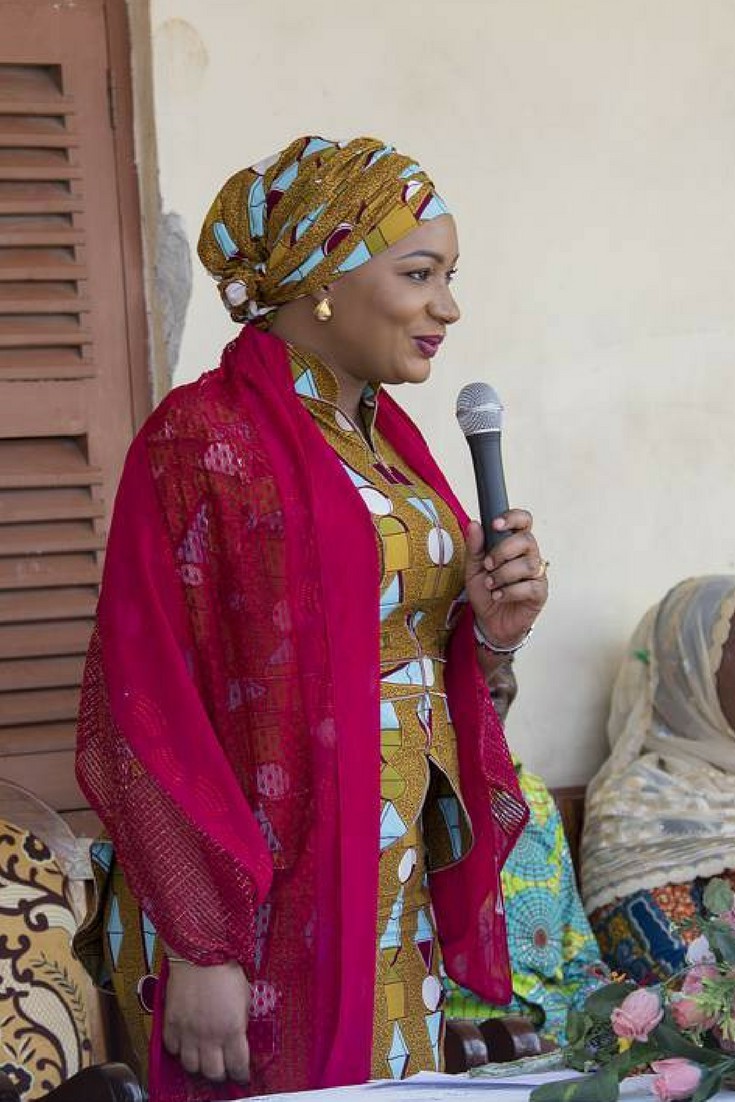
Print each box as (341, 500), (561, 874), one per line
(443, 762), (606, 1046)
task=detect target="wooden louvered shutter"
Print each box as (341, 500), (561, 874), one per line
(0, 1), (149, 832)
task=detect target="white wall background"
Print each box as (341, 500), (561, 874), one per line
(147, 0), (735, 785)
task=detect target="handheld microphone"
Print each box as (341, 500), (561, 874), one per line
(455, 382), (511, 552)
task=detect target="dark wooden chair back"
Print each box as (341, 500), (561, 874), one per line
(551, 784), (587, 883)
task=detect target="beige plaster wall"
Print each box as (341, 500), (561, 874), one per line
(146, 0), (735, 784)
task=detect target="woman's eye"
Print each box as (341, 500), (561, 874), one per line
(447, 268), (458, 284)
(407, 269), (431, 282)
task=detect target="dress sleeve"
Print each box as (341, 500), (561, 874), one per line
(76, 433), (272, 970)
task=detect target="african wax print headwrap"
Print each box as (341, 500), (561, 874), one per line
(581, 575), (735, 912)
(198, 135), (449, 323)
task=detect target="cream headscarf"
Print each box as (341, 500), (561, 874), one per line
(581, 576), (735, 912)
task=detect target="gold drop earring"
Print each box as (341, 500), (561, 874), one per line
(313, 295), (333, 322)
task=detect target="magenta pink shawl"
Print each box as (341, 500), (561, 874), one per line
(76, 326), (527, 1100)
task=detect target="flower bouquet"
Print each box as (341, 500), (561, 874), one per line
(530, 878), (735, 1102)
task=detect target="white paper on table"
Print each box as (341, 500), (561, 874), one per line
(246, 1069), (584, 1102)
(367, 1070), (584, 1089)
(245, 1068), (735, 1102)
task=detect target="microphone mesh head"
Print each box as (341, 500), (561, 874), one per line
(455, 382), (504, 436)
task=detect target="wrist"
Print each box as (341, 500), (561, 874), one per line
(473, 617), (534, 655)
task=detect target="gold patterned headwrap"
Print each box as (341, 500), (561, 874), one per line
(197, 135), (449, 323)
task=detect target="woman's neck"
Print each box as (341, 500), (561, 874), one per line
(271, 306), (367, 423)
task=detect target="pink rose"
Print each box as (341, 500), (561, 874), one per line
(611, 988), (664, 1042)
(681, 964), (719, 995)
(672, 964), (719, 1030)
(671, 995), (715, 1031)
(650, 1058), (703, 1100)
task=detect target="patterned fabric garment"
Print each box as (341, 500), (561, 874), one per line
(0, 820), (93, 1099)
(198, 135), (448, 324)
(291, 346), (472, 1078)
(590, 870), (735, 986)
(84, 345), (473, 1085)
(442, 764), (605, 1046)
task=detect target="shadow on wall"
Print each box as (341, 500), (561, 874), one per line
(156, 209), (192, 387)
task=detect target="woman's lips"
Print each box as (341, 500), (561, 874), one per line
(412, 336), (444, 358)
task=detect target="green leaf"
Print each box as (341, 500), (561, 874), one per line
(652, 1023), (731, 1068)
(566, 1010), (592, 1045)
(610, 1041), (661, 1077)
(703, 878), (735, 917)
(530, 1067), (620, 1102)
(704, 920), (735, 961)
(583, 981), (638, 1019)
(692, 1067), (724, 1102)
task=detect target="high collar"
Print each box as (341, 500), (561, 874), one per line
(288, 343), (380, 441)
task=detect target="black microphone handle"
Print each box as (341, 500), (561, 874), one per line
(467, 431), (511, 552)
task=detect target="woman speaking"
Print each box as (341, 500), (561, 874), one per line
(76, 135), (549, 1099)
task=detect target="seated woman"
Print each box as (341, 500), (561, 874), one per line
(581, 575), (735, 984)
(443, 658), (606, 1047)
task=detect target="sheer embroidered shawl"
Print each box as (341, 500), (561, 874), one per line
(582, 576), (735, 913)
(76, 325), (527, 1100)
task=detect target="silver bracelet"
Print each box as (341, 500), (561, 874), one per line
(473, 618), (534, 655)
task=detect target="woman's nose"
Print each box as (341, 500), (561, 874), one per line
(431, 286), (461, 325)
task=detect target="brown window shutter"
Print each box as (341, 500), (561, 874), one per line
(0, 4), (149, 833)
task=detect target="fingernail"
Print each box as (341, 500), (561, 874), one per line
(493, 518), (506, 529)
(492, 589), (503, 601)
(484, 556), (494, 571)
(485, 576), (494, 590)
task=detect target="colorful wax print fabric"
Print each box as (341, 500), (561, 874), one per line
(198, 135), (448, 323)
(443, 764), (605, 1046)
(590, 870), (735, 986)
(82, 345), (473, 1084)
(290, 346), (472, 1076)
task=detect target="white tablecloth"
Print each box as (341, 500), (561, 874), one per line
(247, 1068), (735, 1102)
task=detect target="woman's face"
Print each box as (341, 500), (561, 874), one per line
(318, 214), (461, 386)
(716, 613), (735, 731)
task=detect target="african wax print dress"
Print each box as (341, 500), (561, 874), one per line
(81, 346), (474, 1083)
(442, 762), (605, 1045)
(588, 872), (735, 986)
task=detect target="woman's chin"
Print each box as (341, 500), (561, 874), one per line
(403, 356), (433, 384)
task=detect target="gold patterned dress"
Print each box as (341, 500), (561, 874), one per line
(82, 346), (474, 1082)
